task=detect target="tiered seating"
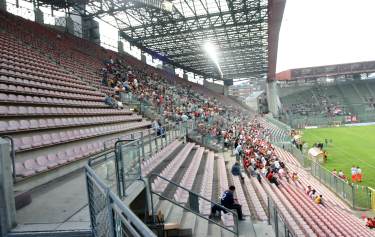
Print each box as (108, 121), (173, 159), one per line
(270, 183), (317, 236)
(258, 117), (289, 142)
(141, 140), (182, 176)
(216, 157), (235, 227)
(274, 148), (351, 210)
(281, 184), (374, 237)
(0, 115), (142, 134)
(0, 32), (151, 185)
(174, 147), (205, 203)
(199, 151), (214, 215)
(261, 180), (306, 236)
(15, 128), (150, 178)
(152, 143), (194, 192)
(242, 176), (267, 221)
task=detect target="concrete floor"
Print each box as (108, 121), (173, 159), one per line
(14, 171), (90, 232)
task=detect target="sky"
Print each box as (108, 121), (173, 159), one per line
(276, 0), (375, 72)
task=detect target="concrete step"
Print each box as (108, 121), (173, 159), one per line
(165, 205), (185, 225)
(180, 212), (197, 236)
(156, 200), (174, 219)
(194, 218), (208, 237)
(253, 223), (275, 237)
(208, 223), (221, 237)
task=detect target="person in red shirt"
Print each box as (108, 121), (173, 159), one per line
(366, 217), (375, 229)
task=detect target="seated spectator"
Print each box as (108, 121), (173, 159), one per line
(270, 175), (279, 187)
(305, 185), (312, 195)
(332, 169), (337, 176)
(231, 162), (244, 181)
(210, 185), (245, 221)
(314, 194), (323, 205)
(291, 172), (299, 182)
(366, 217), (375, 229)
(104, 94), (118, 109)
(338, 170), (346, 180)
(309, 189), (317, 200)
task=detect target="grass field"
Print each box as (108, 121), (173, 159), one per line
(302, 126), (375, 189)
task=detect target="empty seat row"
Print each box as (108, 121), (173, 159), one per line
(0, 114), (142, 133)
(0, 54), (90, 87)
(0, 57), (73, 79)
(174, 147), (205, 203)
(1, 53), (68, 75)
(199, 151), (214, 215)
(152, 143), (195, 193)
(0, 92), (106, 107)
(0, 105), (132, 116)
(15, 128), (152, 178)
(0, 74), (102, 96)
(15, 142), (102, 177)
(0, 64), (83, 87)
(0, 82), (102, 101)
(0, 63), (92, 89)
(13, 121), (151, 152)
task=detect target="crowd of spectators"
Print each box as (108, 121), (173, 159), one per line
(99, 55), (373, 228)
(100, 55), (247, 138)
(220, 117), (331, 210)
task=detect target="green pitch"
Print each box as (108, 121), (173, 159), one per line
(302, 126), (375, 188)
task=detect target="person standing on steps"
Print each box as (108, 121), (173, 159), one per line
(209, 185), (245, 221)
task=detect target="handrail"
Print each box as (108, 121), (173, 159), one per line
(1, 136), (16, 182)
(85, 165), (156, 237)
(261, 179), (298, 237)
(148, 173), (239, 236)
(87, 148), (115, 167)
(114, 138), (136, 197)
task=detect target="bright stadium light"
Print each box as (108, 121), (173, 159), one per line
(204, 41), (223, 78)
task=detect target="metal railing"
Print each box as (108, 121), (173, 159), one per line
(265, 118), (373, 210)
(148, 173), (239, 237)
(279, 142), (372, 210)
(267, 197), (297, 237)
(310, 161), (372, 210)
(85, 165), (156, 237)
(112, 122), (194, 197)
(1, 136), (16, 182)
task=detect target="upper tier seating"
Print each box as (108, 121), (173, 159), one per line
(0, 21), (151, 188)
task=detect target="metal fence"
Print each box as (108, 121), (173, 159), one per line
(148, 174), (239, 237)
(311, 161), (372, 210)
(113, 121), (194, 197)
(267, 196), (296, 237)
(268, 119), (373, 210)
(86, 165), (156, 237)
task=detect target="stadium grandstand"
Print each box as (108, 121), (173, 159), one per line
(0, 0), (374, 237)
(276, 61), (375, 128)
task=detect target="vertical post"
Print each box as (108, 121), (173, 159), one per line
(160, 133), (164, 149)
(352, 184), (355, 208)
(140, 132), (145, 159)
(137, 140), (142, 179)
(274, 208), (279, 237)
(148, 129), (152, 157)
(267, 197), (271, 225)
(0, 138), (16, 236)
(105, 188), (116, 237)
(155, 135), (159, 152)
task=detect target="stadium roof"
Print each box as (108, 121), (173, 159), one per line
(37, 0), (286, 81)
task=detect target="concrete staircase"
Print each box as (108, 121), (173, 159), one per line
(144, 140), (276, 237)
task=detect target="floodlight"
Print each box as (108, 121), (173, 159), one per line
(204, 41), (223, 78)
